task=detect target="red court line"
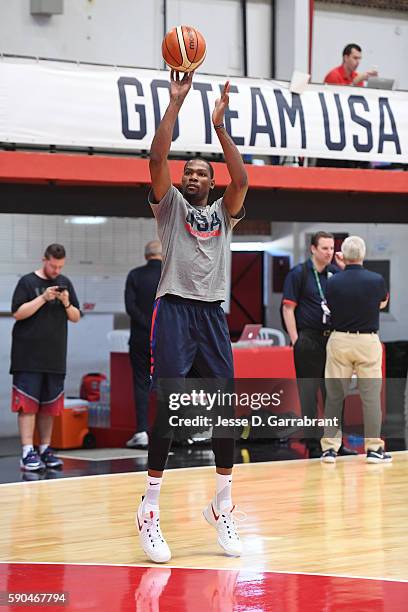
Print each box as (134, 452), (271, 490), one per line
(0, 563), (406, 611)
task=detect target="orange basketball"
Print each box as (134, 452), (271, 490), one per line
(162, 25), (206, 72)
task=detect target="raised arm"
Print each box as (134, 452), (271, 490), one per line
(149, 71), (194, 202)
(212, 82), (248, 217)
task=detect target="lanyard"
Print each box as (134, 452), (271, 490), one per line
(312, 265), (331, 324)
(312, 266), (326, 302)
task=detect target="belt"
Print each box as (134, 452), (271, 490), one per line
(301, 328), (331, 337)
(334, 330), (377, 334)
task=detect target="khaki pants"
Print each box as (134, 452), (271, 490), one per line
(321, 331), (384, 453)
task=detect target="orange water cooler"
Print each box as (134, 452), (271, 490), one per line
(35, 399), (95, 449)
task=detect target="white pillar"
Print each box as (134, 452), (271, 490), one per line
(293, 221), (301, 264)
(275, 0), (310, 81)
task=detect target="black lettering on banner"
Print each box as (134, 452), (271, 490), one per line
(249, 87), (276, 147)
(274, 89), (306, 148)
(219, 84), (244, 145)
(348, 96), (373, 153)
(378, 97), (401, 154)
(117, 77), (147, 140)
(151, 80), (179, 141)
(193, 82), (213, 144)
(319, 93), (346, 151)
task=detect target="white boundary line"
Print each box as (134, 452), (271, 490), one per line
(0, 560), (406, 584)
(56, 453), (147, 462)
(1, 450), (407, 488)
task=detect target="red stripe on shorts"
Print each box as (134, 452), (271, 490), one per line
(150, 298), (161, 376)
(12, 386), (39, 414)
(40, 392), (64, 416)
(11, 386), (64, 416)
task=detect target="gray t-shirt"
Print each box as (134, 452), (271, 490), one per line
(149, 185), (244, 301)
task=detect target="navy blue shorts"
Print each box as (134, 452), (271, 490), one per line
(150, 295), (234, 383)
(12, 372), (65, 416)
(148, 295), (236, 469)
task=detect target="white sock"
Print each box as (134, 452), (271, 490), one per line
(22, 445), (34, 458)
(216, 473), (233, 511)
(39, 444), (49, 454)
(142, 476), (162, 513)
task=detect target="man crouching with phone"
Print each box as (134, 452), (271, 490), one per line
(10, 244), (81, 472)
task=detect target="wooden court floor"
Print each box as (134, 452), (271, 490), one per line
(1, 452), (408, 581)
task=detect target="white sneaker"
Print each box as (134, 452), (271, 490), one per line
(366, 448), (392, 464)
(203, 498), (242, 557)
(136, 500), (171, 563)
(321, 449), (337, 464)
(126, 431), (148, 449)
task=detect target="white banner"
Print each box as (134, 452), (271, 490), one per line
(0, 58), (407, 162)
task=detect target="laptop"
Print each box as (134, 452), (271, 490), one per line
(238, 324), (262, 341)
(367, 77), (395, 90)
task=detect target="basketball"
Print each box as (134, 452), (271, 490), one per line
(162, 25), (206, 72)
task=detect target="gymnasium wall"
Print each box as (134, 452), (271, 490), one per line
(0, 1), (406, 87)
(0, 0), (272, 78)
(275, 0), (310, 80)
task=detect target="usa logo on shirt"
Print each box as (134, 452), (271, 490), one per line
(185, 210), (222, 238)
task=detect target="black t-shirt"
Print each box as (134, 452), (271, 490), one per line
(10, 272), (80, 374)
(282, 259), (340, 331)
(125, 260), (162, 345)
(327, 264), (387, 332)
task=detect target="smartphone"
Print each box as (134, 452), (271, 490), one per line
(55, 286), (68, 292)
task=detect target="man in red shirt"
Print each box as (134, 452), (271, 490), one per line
(324, 43), (378, 87)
